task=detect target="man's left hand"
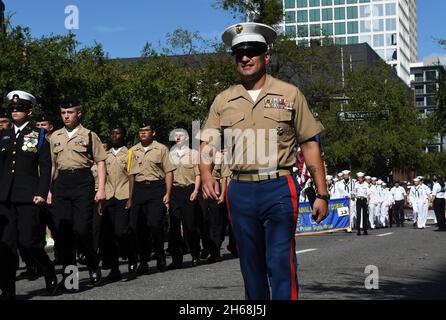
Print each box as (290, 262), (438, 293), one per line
(312, 198), (329, 224)
(95, 189), (106, 203)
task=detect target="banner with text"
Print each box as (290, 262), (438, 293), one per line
(295, 197), (350, 236)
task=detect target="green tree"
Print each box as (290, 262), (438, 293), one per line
(213, 0), (284, 26)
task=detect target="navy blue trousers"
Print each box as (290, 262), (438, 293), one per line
(227, 175), (299, 300)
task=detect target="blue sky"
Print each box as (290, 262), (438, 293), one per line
(3, 0), (446, 61)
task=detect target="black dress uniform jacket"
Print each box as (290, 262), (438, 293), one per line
(0, 125), (52, 203)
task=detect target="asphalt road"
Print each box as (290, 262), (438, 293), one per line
(15, 221), (446, 300)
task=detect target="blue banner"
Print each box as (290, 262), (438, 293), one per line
(295, 197), (350, 236)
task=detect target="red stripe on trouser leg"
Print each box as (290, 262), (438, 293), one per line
(286, 175), (299, 301)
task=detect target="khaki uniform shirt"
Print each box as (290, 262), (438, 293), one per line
(170, 146), (200, 187)
(129, 141), (175, 182)
(212, 151), (231, 180)
(200, 75), (324, 171)
(50, 125), (107, 171)
(91, 164), (99, 191)
(105, 147), (130, 200)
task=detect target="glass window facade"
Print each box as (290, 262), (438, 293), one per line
(372, 19), (384, 32)
(286, 26), (297, 38)
(285, 0), (296, 9)
(335, 22), (346, 35)
(322, 8), (333, 21)
(360, 20), (371, 32)
(298, 25), (309, 37)
(310, 9), (321, 21)
(335, 37), (346, 45)
(322, 0), (333, 5)
(372, 4), (384, 17)
(285, 11), (296, 23)
(334, 7), (345, 20)
(359, 5), (371, 18)
(348, 36), (359, 44)
(310, 24), (321, 36)
(373, 34), (385, 47)
(322, 23), (334, 35)
(334, 0), (345, 4)
(347, 21), (358, 33)
(297, 0), (308, 8)
(386, 18), (396, 31)
(385, 3), (396, 16)
(347, 6), (358, 19)
(297, 10), (308, 22)
(309, 0), (320, 7)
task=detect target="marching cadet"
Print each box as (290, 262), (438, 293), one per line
(101, 124), (136, 280)
(0, 108), (12, 130)
(50, 96), (107, 288)
(368, 177), (379, 230)
(0, 91), (57, 300)
(334, 172), (349, 199)
(36, 115), (54, 136)
(199, 22), (328, 300)
(199, 148), (232, 263)
(390, 181), (407, 227)
(408, 178), (430, 229)
(353, 172), (369, 235)
(128, 120), (175, 273)
(326, 175), (336, 198)
(432, 176), (446, 231)
(417, 176), (431, 227)
(168, 128), (201, 269)
(379, 182), (393, 228)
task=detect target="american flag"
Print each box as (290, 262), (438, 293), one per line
(296, 146), (311, 188)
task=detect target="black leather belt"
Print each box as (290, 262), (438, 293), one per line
(59, 168), (91, 174)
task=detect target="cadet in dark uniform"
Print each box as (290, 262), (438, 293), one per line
(198, 149), (231, 263)
(0, 108), (12, 131)
(168, 128), (201, 269)
(128, 120), (175, 273)
(50, 97), (107, 287)
(0, 91), (57, 300)
(199, 23), (328, 300)
(101, 123), (137, 280)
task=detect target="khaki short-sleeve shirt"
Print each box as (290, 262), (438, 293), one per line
(170, 146), (200, 187)
(200, 75), (323, 171)
(50, 125), (107, 171)
(105, 147), (130, 200)
(129, 141), (175, 182)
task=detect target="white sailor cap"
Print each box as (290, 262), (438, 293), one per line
(333, 177), (338, 182)
(413, 178), (420, 182)
(382, 182), (387, 186)
(417, 176), (424, 180)
(356, 172), (365, 177)
(371, 177), (377, 181)
(337, 172), (343, 177)
(222, 22), (277, 53)
(377, 180), (383, 185)
(365, 176), (371, 180)
(326, 175), (333, 180)
(342, 170), (351, 175)
(6, 90), (37, 109)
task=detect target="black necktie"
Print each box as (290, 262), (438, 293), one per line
(16, 129), (21, 138)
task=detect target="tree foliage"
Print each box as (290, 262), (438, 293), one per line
(213, 0), (284, 26)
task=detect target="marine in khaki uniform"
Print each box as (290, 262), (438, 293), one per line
(198, 23), (328, 300)
(198, 149), (232, 263)
(167, 128), (201, 269)
(128, 120), (175, 273)
(101, 124), (136, 280)
(49, 96), (107, 288)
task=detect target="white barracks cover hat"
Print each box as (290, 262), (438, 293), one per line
(222, 22), (277, 51)
(6, 90), (37, 107)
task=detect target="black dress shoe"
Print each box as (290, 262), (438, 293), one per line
(89, 268), (102, 286)
(200, 249), (210, 260)
(191, 258), (201, 267)
(105, 269), (122, 281)
(128, 262), (137, 274)
(45, 274), (58, 295)
(207, 255), (222, 264)
(167, 262), (184, 270)
(363, 231), (368, 235)
(136, 262), (149, 274)
(357, 232), (361, 236)
(157, 257), (166, 272)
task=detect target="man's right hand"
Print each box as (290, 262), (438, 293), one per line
(46, 191), (52, 205)
(201, 174), (220, 201)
